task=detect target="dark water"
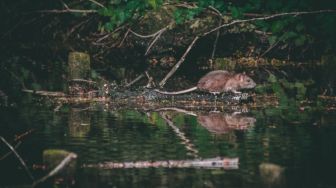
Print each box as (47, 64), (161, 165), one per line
(1, 102), (336, 188)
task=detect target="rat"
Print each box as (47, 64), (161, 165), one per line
(155, 70), (256, 95)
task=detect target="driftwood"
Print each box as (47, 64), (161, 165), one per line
(84, 157), (239, 169)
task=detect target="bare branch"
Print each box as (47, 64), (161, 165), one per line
(208, 5), (223, 17)
(129, 26), (168, 38)
(59, 0), (69, 9)
(203, 9), (336, 37)
(119, 29), (130, 47)
(36, 9), (97, 14)
(125, 74), (145, 88)
(145, 71), (156, 88)
(88, 0), (105, 8)
(260, 40), (280, 57)
(159, 36), (199, 87)
(145, 27), (167, 55)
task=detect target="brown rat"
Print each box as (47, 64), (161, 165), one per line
(155, 70), (256, 95)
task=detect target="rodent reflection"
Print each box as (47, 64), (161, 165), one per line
(197, 112), (256, 134)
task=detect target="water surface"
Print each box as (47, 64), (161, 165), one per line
(0, 103), (336, 188)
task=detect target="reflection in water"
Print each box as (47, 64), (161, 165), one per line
(197, 112), (256, 134)
(2, 103), (336, 188)
(159, 112), (200, 158)
(68, 107), (91, 137)
(85, 157), (239, 169)
(259, 163), (285, 188)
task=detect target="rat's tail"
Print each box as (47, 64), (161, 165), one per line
(154, 87), (198, 95)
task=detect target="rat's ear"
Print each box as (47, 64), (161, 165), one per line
(237, 74), (244, 81)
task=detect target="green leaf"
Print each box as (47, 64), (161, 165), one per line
(271, 21), (285, 33)
(230, 6), (241, 18)
(294, 35), (306, 46)
(268, 36), (278, 46)
(295, 23), (305, 32)
(147, 0), (157, 9)
(267, 73), (277, 83)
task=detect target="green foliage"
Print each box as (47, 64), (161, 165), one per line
(98, 0), (163, 31)
(267, 73), (309, 102)
(96, 0), (336, 53)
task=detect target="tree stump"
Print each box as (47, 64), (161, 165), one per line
(68, 52), (90, 80)
(67, 52), (94, 96)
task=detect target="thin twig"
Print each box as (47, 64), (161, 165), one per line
(32, 153), (77, 187)
(208, 6), (223, 62)
(203, 9), (336, 37)
(69, 79), (97, 85)
(145, 27), (167, 55)
(260, 40), (280, 57)
(14, 129), (35, 142)
(145, 71), (156, 88)
(0, 137), (35, 181)
(67, 16), (93, 36)
(88, 0), (105, 8)
(118, 29), (130, 47)
(159, 36), (199, 87)
(36, 9), (97, 14)
(208, 5), (223, 17)
(129, 26), (168, 38)
(125, 74), (145, 88)
(59, 0), (69, 9)
(210, 19), (222, 60)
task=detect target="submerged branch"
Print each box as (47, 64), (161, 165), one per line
(33, 152), (77, 187)
(0, 137), (35, 181)
(84, 157), (239, 169)
(0, 141), (22, 161)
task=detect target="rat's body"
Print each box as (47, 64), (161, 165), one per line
(155, 70), (256, 95)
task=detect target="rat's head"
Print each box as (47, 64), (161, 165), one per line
(235, 73), (256, 89)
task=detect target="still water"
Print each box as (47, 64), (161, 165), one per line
(0, 102), (336, 188)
